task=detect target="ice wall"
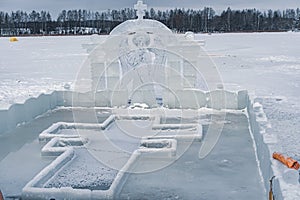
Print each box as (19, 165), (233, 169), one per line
(70, 89), (248, 109)
(0, 89), (248, 135)
(247, 101), (284, 199)
(0, 91), (63, 135)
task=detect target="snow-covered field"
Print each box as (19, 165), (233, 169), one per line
(0, 32), (299, 198)
(201, 32), (300, 161)
(0, 36), (89, 109)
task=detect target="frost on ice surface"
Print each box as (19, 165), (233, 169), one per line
(44, 148), (117, 190)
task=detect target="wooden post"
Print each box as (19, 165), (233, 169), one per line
(269, 176), (275, 200)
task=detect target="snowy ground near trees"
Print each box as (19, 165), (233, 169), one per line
(0, 32), (299, 199)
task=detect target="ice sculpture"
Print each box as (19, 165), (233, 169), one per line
(79, 0), (223, 108)
(78, 0), (227, 160)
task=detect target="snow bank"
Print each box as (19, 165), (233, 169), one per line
(248, 102), (272, 194)
(246, 101), (299, 200)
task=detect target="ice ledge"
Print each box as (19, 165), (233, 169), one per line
(248, 101), (300, 200)
(0, 89), (249, 136)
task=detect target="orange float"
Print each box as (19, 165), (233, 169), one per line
(272, 152), (300, 170)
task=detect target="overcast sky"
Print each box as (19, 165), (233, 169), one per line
(1, 0), (299, 18)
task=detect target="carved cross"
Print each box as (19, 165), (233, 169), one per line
(134, 0), (147, 20)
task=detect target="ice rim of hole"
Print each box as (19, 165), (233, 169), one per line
(72, 0), (226, 173)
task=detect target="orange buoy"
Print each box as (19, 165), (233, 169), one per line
(273, 152), (300, 170)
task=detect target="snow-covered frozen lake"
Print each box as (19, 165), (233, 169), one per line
(1, 32), (298, 156)
(0, 36), (89, 109)
(0, 32), (299, 199)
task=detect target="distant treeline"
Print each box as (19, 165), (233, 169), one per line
(1, 7), (300, 36)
